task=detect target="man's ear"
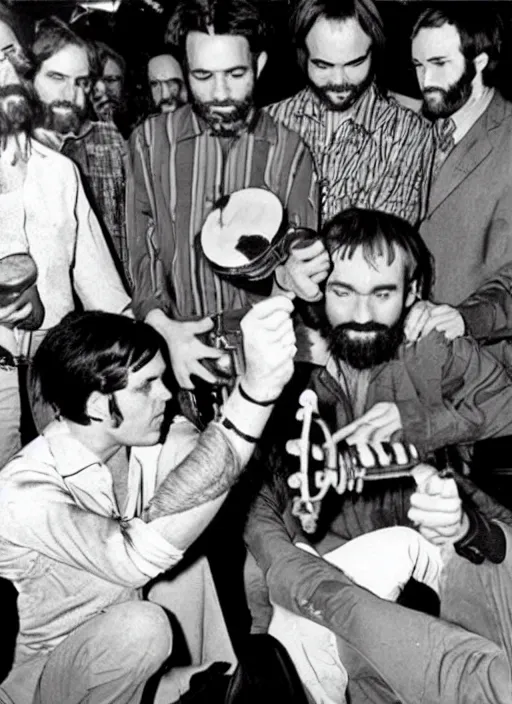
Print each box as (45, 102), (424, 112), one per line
(255, 51), (268, 78)
(405, 279), (419, 308)
(474, 51), (489, 77)
(85, 391), (110, 423)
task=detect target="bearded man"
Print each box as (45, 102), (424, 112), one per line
(0, 8), (130, 468)
(266, 0), (435, 227)
(127, 0), (324, 392)
(243, 207), (512, 703)
(30, 17), (130, 283)
(404, 8), (512, 369)
(146, 46), (188, 115)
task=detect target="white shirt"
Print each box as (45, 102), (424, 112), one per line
(0, 139), (131, 357)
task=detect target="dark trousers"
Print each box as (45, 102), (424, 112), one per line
(260, 523), (512, 704)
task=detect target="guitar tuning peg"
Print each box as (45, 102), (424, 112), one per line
(285, 439), (301, 457)
(287, 472), (302, 490)
(311, 444), (324, 461)
(298, 389), (319, 413)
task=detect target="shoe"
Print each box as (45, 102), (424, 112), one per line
(175, 661), (231, 703)
(173, 635), (309, 704)
(225, 634), (310, 704)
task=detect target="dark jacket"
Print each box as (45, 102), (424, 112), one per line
(245, 330), (512, 561)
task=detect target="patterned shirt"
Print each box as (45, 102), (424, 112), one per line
(126, 105), (319, 321)
(266, 84), (435, 225)
(61, 121), (129, 282)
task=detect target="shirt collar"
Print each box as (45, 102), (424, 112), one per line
(42, 418), (105, 478)
(450, 86), (495, 145)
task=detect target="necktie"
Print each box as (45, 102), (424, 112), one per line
(433, 117), (456, 178)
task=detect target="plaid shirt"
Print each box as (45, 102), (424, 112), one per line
(61, 121), (129, 282)
(267, 84), (435, 225)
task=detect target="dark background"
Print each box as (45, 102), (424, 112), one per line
(9, 0), (512, 105)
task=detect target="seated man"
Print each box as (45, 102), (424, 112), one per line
(244, 208), (512, 704)
(0, 295), (296, 704)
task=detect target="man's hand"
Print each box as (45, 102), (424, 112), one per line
(241, 294), (296, 402)
(145, 311), (223, 389)
(404, 301), (465, 342)
(0, 299), (33, 329)
(275, 240), (330, 302)
(408, 464), (469, 546)
(333, 402), (402, 444)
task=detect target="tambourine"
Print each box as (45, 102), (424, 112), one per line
(201, 187), (318, 281)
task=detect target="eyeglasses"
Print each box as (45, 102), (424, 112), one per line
(0, 44), (19, 63)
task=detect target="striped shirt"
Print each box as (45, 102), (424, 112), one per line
(266, 84), (435, 225)
(126, 105), (319, 320)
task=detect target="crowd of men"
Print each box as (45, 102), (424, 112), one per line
(0, 0), (512, 702)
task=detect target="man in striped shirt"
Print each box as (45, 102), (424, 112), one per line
(267, 0), (435, 227)
(126, 0), (325, 391)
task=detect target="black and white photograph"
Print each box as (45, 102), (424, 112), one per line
(1, 0), (512, 702)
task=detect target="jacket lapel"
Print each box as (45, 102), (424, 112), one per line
(427, 93), (502, 215)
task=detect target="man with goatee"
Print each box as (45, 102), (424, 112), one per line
(128, 0), (321, 392)
(266, 0), (435, 227)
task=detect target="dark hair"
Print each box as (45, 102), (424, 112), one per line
(322, 208), (433, 299)
(165, 0), (268, 62)
(0, 2), (33, 53)
(32, 16), (98, 78)
(94, 41), (126, 78)
(33, 311), (165, 426)
(412, 7), (503, 88)
(290, 0), (385, 75)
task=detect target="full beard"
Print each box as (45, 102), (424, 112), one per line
(191, 94), (254, 137)
(422, 61), (476, 120)
(309, 69), (373, 112)
(327, 318), (405, 370)
(41, 100), (86, 135)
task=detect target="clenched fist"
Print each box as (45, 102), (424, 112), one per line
(241, 295), (297, 402)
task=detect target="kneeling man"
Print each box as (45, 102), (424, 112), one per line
(0, 296), (295, 704)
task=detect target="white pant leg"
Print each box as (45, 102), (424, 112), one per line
(320, 526), (443, 601)
(269, 527), (442, 703)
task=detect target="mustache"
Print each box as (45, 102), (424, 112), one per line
(334, 322), (389, 333)
(322, 83), (355, 93)
(48, 100), (81, 113)
(203, 99), (243, 109)
(423, 87), (446, 96)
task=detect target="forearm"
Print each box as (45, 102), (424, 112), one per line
(145, 384), (275, 520)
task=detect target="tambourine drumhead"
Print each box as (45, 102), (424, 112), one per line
(201, 188), (284, 269)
